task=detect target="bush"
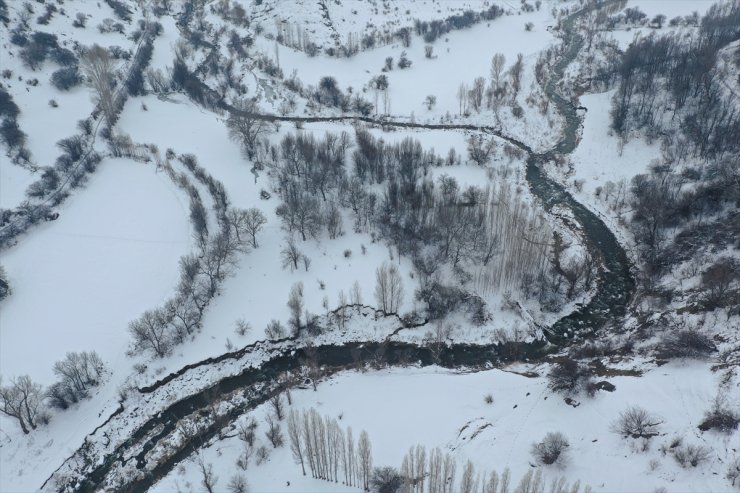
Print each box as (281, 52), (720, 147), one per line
(531, 432), (569, 466)
(371, 466), (403, 493)
(656, 329), (715, 359)
(698, 397), (739, 433)
(51, 66), (83, 90)
(672, 443), (711, 468)
(547, 358), (592, 394)
(611, 406), (661, 438)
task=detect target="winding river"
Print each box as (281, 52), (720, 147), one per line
(50, 2), (634, 491)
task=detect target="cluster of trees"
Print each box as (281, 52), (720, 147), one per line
(456, 53), (524, 118)
(0, 85), (33, 165)
(261, 125), (583, 323)
(0, 23), (160, 249)
(605, 3), (740, 305)
(610, 2), (739, 160)
(414, 5), (505, 43)
(0, 351), (105, 434)
(14, 31), (76, 71)
(360, 441), (587, 493)
(287, 407), (374, 490)
(128, 154), (267, 357)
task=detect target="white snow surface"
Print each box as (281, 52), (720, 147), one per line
(151, 363), (740, 493)
(0, 158), (191, 384)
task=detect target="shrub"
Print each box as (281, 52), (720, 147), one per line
(611, 406), (661, 438)
(547, 358), (592, 394)
(672, 443), (711, 468)
(728, 457), (740, 487)
(531, 432), (569, 466)
(51, 66), (83, 90)
(698, 397), (739, 433)
(371, 466), (403, 493)
(656, 329), (715, 359)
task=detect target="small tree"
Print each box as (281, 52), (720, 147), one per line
(467, 135), (496, 166)
(128, 308), (171, 357)
(611, 406), (661, 439)
(358, 430), (373, 490)
(197, 456), (218, 493)
(424, 45), (434, 58)
(425, 95), (437, 111)
(281, 237), (303, 272)
(81, 45), (116, 127)
(531, 432), (569, 466)
(227, 98), (269, 158)
(227, 474), (249, 493)
(287, 282), (304, 334)
(0, 376), (44, 434)
(398, 51), (412, 69)
(265, 319), (286, 340)
(371, 467), (403, 493)
(374, 261), (404, 315)
(265, 413), (284, 448)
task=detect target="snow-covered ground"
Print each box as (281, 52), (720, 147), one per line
(1, 0), (737, 491)
(0, 157), (191, 384)
(152, 362), (740, 493)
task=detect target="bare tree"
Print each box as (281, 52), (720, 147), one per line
(281, 237), (303, 272)
(358, 430), (372, 491)
(226, 208), (267, 247)
(611, 406), (661, 439)
(469, 77), (485, 112)
(508, 53), (524, 96)
(265, 413), (285, 448)
(490, 53), (506, 91)
(467, 135), (496, 166)
(457, 83), (468, 115)
(531, 432), (569, 466)
(0, 376), (43, 434)
(197, 455), (218, 493)
(243, 208), (267, 248)
(264, 319), (286, 340)
(81, 44), (116, 126)
(270, 394), (285, 420)
(287, 282), (304, 333)
(227, 98), (269, 159)
(374, 261), (404, 315)
(128, 308), (171, 357)
(287, 409), (306, 475)
(227, 474), (249, 493)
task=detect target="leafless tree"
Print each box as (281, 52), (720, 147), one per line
(467, 135), (496, 166)
(264, 319), (286, 340)
(358, 430), (372, 491)
(281, 237), (303, 272)
(0, 375), (43, 434)
(270, 394), (285, 420)
(611, 406), (661, 438)
(287, 282), (304, 333)
(265, 413), (284, 448)
(197, 455), (218, 493)
(227, 98), (269, 158)
(226, 208), (266, 247)
(490, 53), (506, 91)
(81, 44), (116, 126)
(374, 261), (404, 314)
(128, 308), (171, 357)
(531, 432), (569, 466)
(469, 77), (486, 112)
(287, 409), (306, 475)
(227, 474), (248, 493)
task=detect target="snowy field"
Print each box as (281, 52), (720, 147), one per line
(0, 158), (191, 384)
(152, 363), (740, 493)
(0, 0), (737, 491)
